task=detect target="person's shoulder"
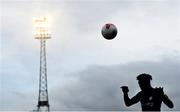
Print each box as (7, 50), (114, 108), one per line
(136, 91), (143, 96)
(153, 87), (164, 91)
(153, 87), (164, 96)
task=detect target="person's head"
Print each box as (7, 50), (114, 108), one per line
(137, 73), (152, 91)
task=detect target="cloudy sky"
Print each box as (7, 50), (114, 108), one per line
(0, 0), (180, 111)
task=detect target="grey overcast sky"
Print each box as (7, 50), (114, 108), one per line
(0, 0), (180, 111)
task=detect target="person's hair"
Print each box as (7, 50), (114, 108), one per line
(137, 73), (152, 81)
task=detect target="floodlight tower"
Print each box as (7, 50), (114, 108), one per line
(34, 17), (51, 112)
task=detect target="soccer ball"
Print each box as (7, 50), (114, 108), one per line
(101, 23), (117, 40)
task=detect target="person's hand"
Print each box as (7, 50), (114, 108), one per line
(121, 86), (129, 93)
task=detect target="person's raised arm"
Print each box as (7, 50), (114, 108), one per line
(121, 86), (140, 107)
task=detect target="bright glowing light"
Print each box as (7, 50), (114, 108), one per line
(33, 17), (51, 39)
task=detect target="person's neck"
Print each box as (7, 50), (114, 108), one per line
(142, 86), (153, 93)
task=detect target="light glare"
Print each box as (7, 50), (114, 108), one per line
(33, 17), (51, 39)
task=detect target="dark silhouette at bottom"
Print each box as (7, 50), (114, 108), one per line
(121, 73), (174, 111)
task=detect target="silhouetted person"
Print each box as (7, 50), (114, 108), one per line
(121, 73), (174, 111)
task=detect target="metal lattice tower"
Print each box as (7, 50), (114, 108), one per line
(34, 17), (51, 112)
